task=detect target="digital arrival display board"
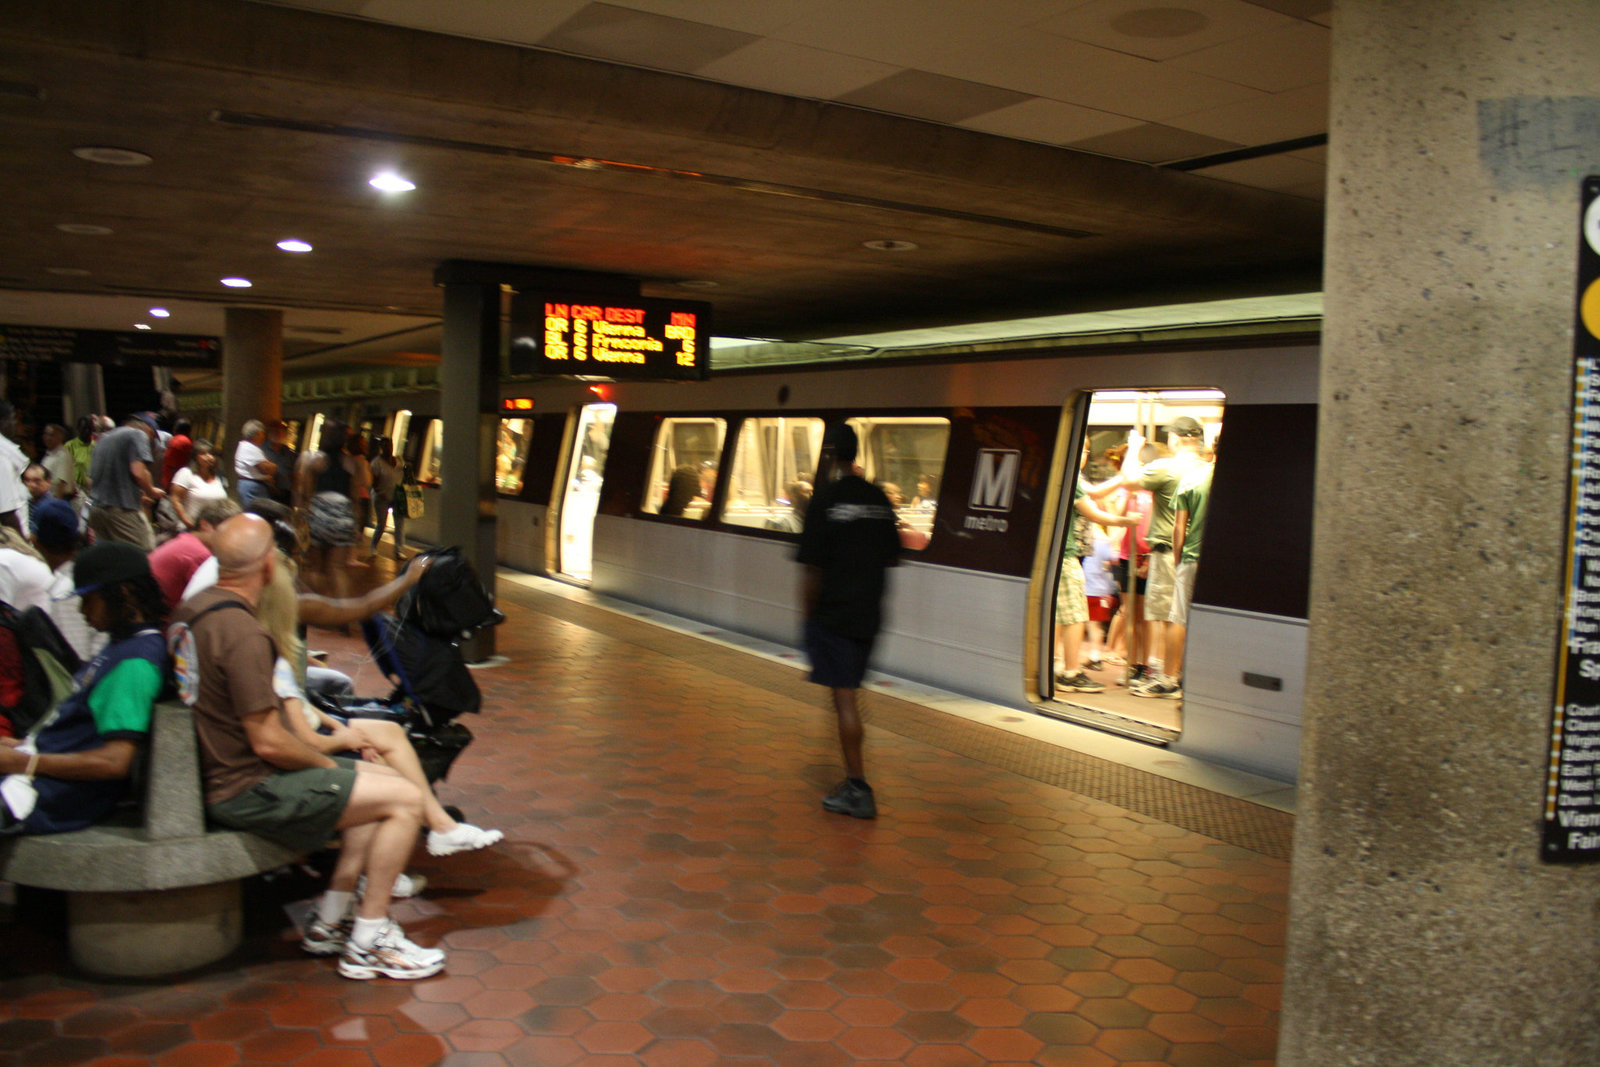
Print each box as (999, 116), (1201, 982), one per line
(1547, 175), (1600, 863)
(508, 292), (710, 381)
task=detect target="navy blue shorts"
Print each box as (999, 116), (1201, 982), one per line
(806, 618), (874, 689)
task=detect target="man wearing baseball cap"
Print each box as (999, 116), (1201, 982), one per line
(87, 413), (167, 551)
(31, 497), (102, 661)
(1114, 415), (1208, 698)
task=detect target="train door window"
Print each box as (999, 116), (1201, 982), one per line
(844, 416), (950, 550)
(418, 419), (444, 486)
(556, 403), (617, 581)
(1046, 389), (1225, 739)
(497, 418), (534, 496)
(388, 410), (412, 458)
(283, 419), (303, 452)
(720, 417), (825, 532)
(642, 417), (726, 519)
(305, 415), (325, 459)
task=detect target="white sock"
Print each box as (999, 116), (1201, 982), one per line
(317, 890), (354, 925)
(351, 915), (387, 950)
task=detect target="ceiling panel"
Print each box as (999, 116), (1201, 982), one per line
(921, 29), (1264, 122)
(957, 97), (1141, 146)
(1034, 0), (1295, 62)
(535, 2), (760, 72)
(1066, 124), (1241, 165)
(694, 39), (899, 101)
(1189, 153), (1326, 199)
(1169, 20), (1330, 91)
(1166, 81), (1328, 144)
(837, 70), (1036, 125)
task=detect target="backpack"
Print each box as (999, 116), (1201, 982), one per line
(166, 599), (251, 707)
(0, 601), (82, 736)
(397, 548), (503, 641)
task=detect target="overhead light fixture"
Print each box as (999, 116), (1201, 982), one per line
(863, 239), (918, 252)
(71, 146), (152, 166)
(677, 279), (720, 289)
(149, 307), (170, 318)
(56, 223), (113, 235)
(369, 171), (415, 193)
(220, 277), (252, 288)
(276, 238), (313, 253)
(134, 323), (151, 331)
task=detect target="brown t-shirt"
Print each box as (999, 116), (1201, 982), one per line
(171, 587), (280, 805)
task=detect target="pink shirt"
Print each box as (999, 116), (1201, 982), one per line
(147, 531), (213, 611)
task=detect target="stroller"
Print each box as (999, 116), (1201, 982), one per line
(308, 547), (503, 784)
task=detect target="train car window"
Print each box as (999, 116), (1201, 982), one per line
(641, 417), (725, 519)
(845, 416), (950, 550)
(720, 417), (824, 533)
(284, 419), (303, 452)
(305, 415), (325, 462)
(497, 418), (534, 495)
(418, 419), (444, 487)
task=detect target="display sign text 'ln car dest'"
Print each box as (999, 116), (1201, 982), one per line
(509, 293), (711, 381)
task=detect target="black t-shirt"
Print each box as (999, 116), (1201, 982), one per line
(797, 475), (901, 640)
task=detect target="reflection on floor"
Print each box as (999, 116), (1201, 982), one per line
(1, 559), (1290, 1067)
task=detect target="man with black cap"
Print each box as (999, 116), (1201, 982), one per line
(0, 542), (167, 834)
(797, 423), (901, 819)
(87, 413), (167, 551)
(32, 497), (102, 661)
(1116, 415), (1208, 696)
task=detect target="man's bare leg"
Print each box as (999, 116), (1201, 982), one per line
(832, 686), (865, 781)
(335, 768), (425, 920)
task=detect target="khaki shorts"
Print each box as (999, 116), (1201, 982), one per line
(1055, 557), (1088, 626)
(208, 759), (357, 852)
(1170, 559), (1199, 625)
(1144, 549), (1176, 622)
(88, 505), (153, 551)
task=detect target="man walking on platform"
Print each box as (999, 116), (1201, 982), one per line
(798, 424), (901, 820)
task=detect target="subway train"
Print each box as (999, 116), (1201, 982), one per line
(188, 329), (1317, 783)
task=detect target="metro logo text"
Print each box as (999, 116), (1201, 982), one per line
(969, 449), (1020, 512)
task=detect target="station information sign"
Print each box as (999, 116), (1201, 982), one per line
(508, 293), (710, 381)
(1547, 175), (1600, 863)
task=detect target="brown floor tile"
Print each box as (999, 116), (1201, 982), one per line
(0, 577), (1289, 1067)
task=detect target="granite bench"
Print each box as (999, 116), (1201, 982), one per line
(0, 701), (300, 977)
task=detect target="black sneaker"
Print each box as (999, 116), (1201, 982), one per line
(1120, 664), (1153, 687)
(822, 779), (877, 819)
(1056, 671), (1105, 694)
(1132, 680), (1183, 700)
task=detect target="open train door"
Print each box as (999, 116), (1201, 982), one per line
(554, 402), (616, 581)
(1039, 388), (1226, 743)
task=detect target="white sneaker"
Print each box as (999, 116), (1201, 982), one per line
(356, 872), (428, 900)
(427, 822), (504, 857)
(338, 920), (445, 981)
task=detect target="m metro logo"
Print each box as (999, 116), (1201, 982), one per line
(969, 449), (1020, 512)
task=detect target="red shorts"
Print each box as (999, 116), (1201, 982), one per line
(1087, 594), (1119, 622)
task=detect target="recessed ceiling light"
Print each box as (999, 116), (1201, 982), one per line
(220, 277), (252, 288)
(276, 238), (313, 253)
(45, 266), (90, 276)
(56, 223), (113, 236)
(149, 307), (170, 318)
(863, 239), (918, 252)
(369, 171), (416, 193)
(71, 145), (152, 166)
(134, 323), (151, 331)
(677, 279), (720, 289)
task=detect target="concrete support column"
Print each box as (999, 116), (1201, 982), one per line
(438, 281), (500, 659)
(1282, 3), (1600, 1064)
(221, 307), (282, 445)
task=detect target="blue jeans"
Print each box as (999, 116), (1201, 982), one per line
(237, 478), (272, 509)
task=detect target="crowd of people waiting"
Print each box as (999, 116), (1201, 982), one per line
(0, 398), (492, 981)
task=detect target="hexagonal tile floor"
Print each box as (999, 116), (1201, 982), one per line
(1, 562), (1288, 1066)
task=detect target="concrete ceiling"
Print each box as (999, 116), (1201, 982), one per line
(0, 0), (1328, 375)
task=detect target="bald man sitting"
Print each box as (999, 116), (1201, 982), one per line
(169, 514), (445, 980)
